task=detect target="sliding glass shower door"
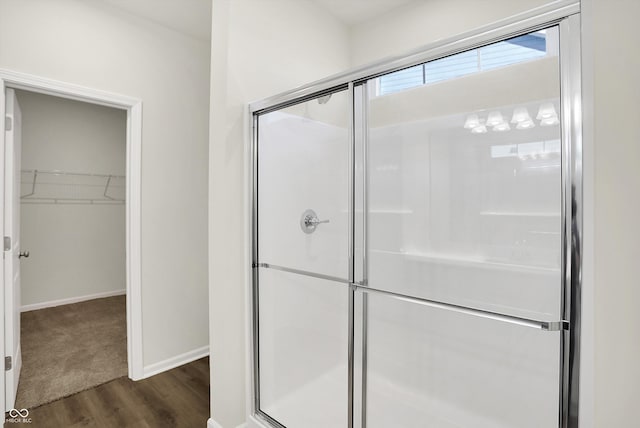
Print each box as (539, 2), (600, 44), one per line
(255, 90), (351, 428)
(251, 16), (581, 428)
(357, 27), (564, 428)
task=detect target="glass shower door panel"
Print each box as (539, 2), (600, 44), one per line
(258, 268), (348, 427)
(366, 28), (562, 321)
(362, 292), (560, 428)
(258, 90), (350, 279)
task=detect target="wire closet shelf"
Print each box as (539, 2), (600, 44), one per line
(20, 169), (125, 205)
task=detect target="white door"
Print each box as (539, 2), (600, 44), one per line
(4, 88), (22, 410)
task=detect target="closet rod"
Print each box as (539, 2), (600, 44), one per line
(20, 169), (125, 204)
(21, 169), (125, 179)
(21, 199), (124, 205)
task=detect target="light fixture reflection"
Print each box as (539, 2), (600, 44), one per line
(467, 102), (558, 134)
(471, 125), (488, 134)
(493, 122), (511, 132)
(464, 114), (480, 129)
(486, 111), (504, 127)
(511, 107), (531, 124)
(536, 103), (556, 120)
(540, 116), (560, 126)
(516, 119), (535, 130)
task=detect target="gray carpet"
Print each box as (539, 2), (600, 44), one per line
(15, 295), (127, 409)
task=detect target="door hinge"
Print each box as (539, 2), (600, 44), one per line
(4, 236), (10, 251)
(5, 116), (11, 131)
(5, 356), (11, 371)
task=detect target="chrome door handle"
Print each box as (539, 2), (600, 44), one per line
(300, 209), (330, 234)
(19, 250), (29, 259)
(307, 217), (330, 226)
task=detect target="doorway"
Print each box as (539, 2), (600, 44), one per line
(12, 89), (127, 410)
(0, 70), (143, 415)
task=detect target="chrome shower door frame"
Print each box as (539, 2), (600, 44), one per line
(247, 2), (582, 427)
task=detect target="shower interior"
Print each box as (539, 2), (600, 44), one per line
(250, 15), (580, 428)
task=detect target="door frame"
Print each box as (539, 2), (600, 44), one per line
(0, 69), (144, 414)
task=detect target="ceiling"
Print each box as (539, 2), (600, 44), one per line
(99, 0), (212, 41)
(310, 0), (415, 25)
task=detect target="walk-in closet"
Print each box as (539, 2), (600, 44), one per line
(8, 89), (127, 410)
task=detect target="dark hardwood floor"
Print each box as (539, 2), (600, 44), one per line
(5, 357), (209, 428)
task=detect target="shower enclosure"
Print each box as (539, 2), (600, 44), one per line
(248, 5), (581, 428)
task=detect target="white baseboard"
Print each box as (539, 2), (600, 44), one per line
(246, 415), (268, 428)
(207, 419), (246, 428)
(142, 345), (209, 379)
(207, 417), (248, 428)
(21, 289), (126, 312)
(208, 419), (223, 428)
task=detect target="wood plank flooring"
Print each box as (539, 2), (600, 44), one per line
(5, 357), (210, 428)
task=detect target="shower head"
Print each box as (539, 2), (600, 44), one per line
(317, 94), (332, 105)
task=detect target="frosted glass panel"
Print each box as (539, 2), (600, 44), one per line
(366, 27), (562, 321)
(258, 91), (349, 279)
(362, 292), (560, 428)
(258, 268), (348, 428)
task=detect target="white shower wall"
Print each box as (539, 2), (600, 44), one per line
(361, 293), (559, 428)
(259, 269), (348, 428)
(258, 104), (349, 278)
(367, 54), (562, 322)
(17, 91), (126, 308)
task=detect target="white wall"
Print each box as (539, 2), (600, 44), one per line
(0, 0), (210, 368)
(582, 0), (640, 426)
(208, 0), (350, 426)
(17, 90), (126, 308)
(349, 0), (552, 67)
(18, 91), (126, 175)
